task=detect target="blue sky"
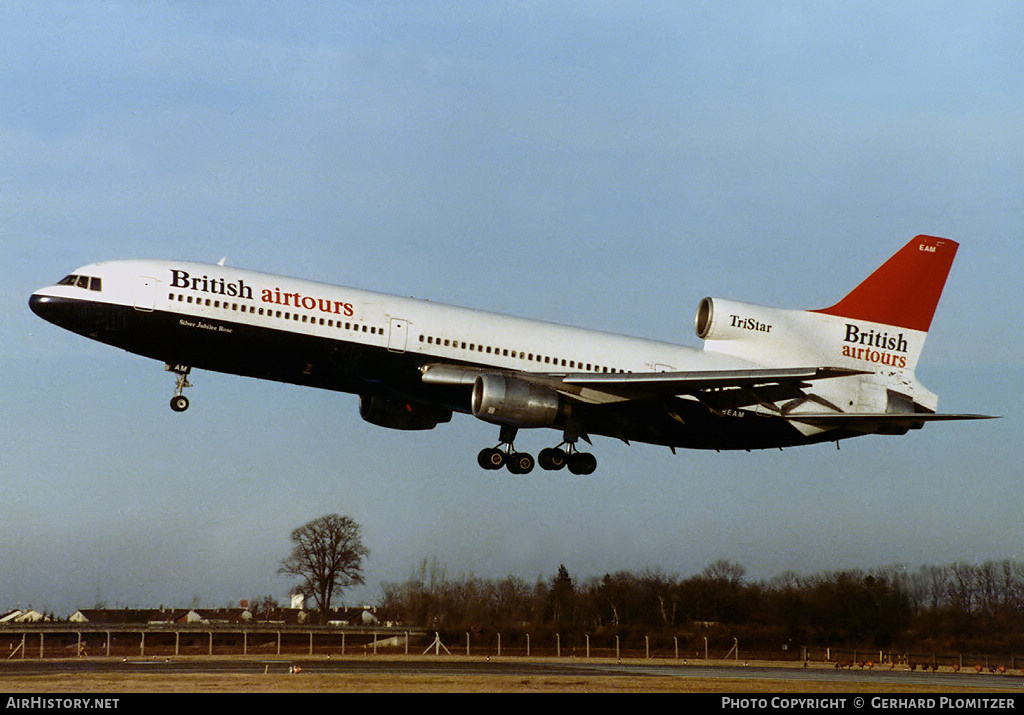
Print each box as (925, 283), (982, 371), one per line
(2, 2), (1020, 614)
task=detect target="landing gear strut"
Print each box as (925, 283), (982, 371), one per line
(542, 441), (598, 475)
(478, 426), (535, 474)
(477, 427), (598, 475)
(166, 364), (192, 412)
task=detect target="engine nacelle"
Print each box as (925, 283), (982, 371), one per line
(471, 374), (564, 428)
(695, 296), (781, 341)
(359, 394), (452, 431)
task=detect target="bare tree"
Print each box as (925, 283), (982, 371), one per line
(279, 514), (369, 623)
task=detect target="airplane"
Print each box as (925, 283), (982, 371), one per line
(29, 234), (992, 475)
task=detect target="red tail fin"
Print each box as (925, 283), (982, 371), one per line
(813, 235), (958, 332)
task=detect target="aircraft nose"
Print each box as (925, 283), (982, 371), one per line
(29, 291), (65, 326)
(29, 292), (51, 319)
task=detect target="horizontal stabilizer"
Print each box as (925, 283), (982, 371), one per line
(785, 411), (998, 435)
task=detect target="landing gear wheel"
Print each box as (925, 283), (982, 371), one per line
(507, 452), (535, 475)
(477, 447), (505, 470)
(538, 447), (568, 471)
(170, 395), (190, 413)
(567, 451), (597, 475)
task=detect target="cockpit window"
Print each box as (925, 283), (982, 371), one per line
(58, 274), (102, 291)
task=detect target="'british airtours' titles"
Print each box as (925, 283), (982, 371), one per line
(842, 323), (909, 368)
(169, 268), (355, 317)
(170, 269), (253, 299)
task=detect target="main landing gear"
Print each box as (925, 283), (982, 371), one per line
(166, 364), (192, 412)
(477, 427), (598, 475)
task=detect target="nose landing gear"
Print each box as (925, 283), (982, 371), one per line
(166, 364), (192, 412)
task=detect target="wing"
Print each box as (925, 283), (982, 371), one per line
(421, 363), (864, 405)
(558, 366), (865, 403)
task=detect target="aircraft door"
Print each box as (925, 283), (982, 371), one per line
(134, 276), (157, 312)
(387, 317), (409, 353)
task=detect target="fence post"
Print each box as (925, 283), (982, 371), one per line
(615, 635), (620, 660)
(585, 634), (590, 659)
(526, 633), (530, 657)
(497, 633), (501, 657)
(556, 633), (560, 657)
(645, 635), (650, 659)
(466, 632), (470, 656)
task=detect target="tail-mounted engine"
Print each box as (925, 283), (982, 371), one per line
(695, 295), (808, 367)
(695, 297), (781, 342)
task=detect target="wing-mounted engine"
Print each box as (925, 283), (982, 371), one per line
(471, 373), (568, 428)
(359, 394), (453, 431)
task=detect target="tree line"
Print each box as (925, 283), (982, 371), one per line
(377, 558), (1024, 655)
(275, 515), (1022, 656)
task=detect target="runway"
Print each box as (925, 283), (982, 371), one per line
(2, 656), (1021, 693)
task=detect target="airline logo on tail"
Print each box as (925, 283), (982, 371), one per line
(815, 235), (957, 372)
(841, 325), (909, 368)
(814, 235), (958, 333)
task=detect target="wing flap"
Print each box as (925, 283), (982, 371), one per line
(562, 366), (865, 395)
